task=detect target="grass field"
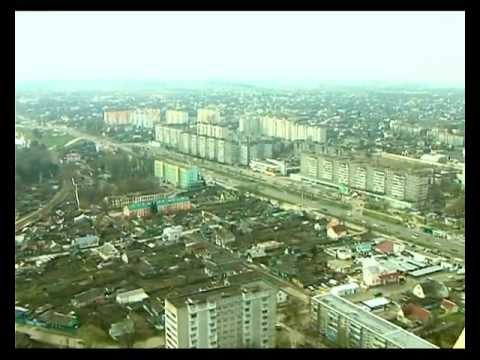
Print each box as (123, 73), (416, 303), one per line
(363, 208), (403, 225)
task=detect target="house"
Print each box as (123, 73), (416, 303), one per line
(162, 226), (183, 243)
(374, 239), (405, 255)
(362, 257), (401, 287)
(116, 288), (149, 305)
(441, 298), (459, 314)
(94, 242), (120, 261)
(412, 279), (449, 300)
(398, 303), (432, 325)
(109, 317), (135, 341)
(37, 310), (79, 330)
(64, 152), (81, 163)
(74, 214), (91, 225)
(121, 249), (144, 264)
(214, 228), (236, 248)
(71, 288), (105, 308)
(185, 242), (209, 257)
(72, 235), (99, 249)
(327, 259), (353, 274)
(327, 225), (347, 240)
(330, 283), (360, 297)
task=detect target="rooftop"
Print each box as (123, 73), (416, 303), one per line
(167, 279), (276, 309)
(313, 294), (437, 348)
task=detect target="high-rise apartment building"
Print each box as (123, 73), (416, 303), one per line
(104, 109), (160, 128)
(154, 160), (204, 190)
(131, 108), (161, 128)
(299, 152), (433, 207)
(103, 110), (132, 126)
(311, 294), (437, 349)
(166, 110), (189, 125)
(197, 107), (221, 124)
(165, 280), (277, 348)
(258, 116), (327, 143)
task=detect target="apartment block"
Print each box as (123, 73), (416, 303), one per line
(311, 294), (437, 349)
(166, 110), (189, 125)
(154, 160), (204, 190)
(224, 141), (239, 165)
(197, 107), (221, 124)
(300, 152), (432, 207)
(165, 280), (277, 348)
(207, 137), (217, 161)
(198, 136), (207, 159)
(216, 139), (225, 164)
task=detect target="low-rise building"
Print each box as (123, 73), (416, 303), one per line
(123, 201), (154, 218)
(327, 225), (348, 240)
(72, 235), (100, 249)
(94, 242), (120, 261)
(162, 226), (184, 243)
(109, 317), (135, 340)
(71, 288), (106, 308)
(116, 288), (149, 305)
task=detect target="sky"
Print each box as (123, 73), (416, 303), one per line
(15, 11), (465, 86)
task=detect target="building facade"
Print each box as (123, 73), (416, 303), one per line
(165, 281), (277, 348)
(299, 152), (433, 208)
(166, 110), (189, 125)
(197, 107), (221, 124)
(154, 160), (204, 189)
(311, 294), (437, 348)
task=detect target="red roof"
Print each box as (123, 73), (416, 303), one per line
(441, 298), (458, 310)
(403, 303), (431, 322)
(375, 240), (394, 254)
(331, 225), (347, 235)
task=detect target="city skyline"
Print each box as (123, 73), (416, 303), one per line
(15, 11), (465, 86)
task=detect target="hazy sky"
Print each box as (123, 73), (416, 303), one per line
(15, 11), (465, 85)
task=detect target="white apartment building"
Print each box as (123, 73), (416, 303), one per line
(166, 110), (189, 125)
(197, 107), (221, 124)
(311, 294), (437, 348)
(164, 281), (277, 348)
(258, 116), (327, 143)
(299, 152), (433, 208)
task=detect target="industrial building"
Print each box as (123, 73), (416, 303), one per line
(311, 294), (437, 348)
(164, 280), (277, 348)
(154, 160), (204, 190)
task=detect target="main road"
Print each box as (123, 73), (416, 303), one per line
(21, 124), (464, 260)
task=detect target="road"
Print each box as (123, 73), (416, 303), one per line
(15, 180), (72, 233)
(22, 124), (464, 259)
(247, 263), (311, 304)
